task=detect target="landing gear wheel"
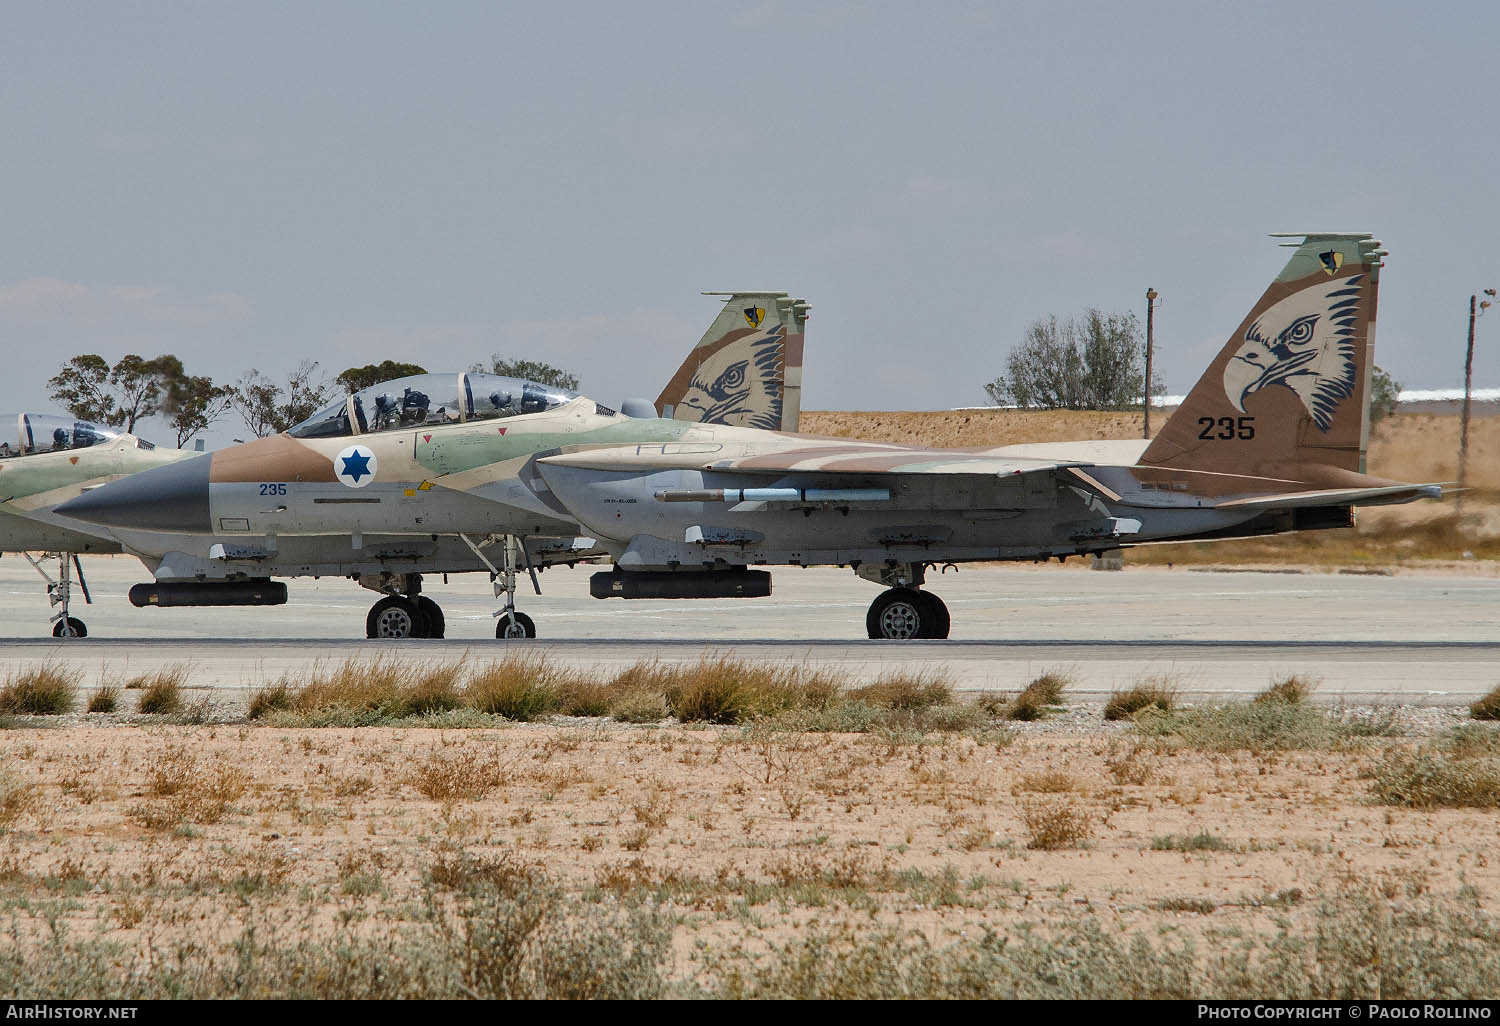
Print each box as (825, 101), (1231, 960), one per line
(866, 589), (930, 640)
(366, 596), (429, 639)
(51, 617), (87, 639)
(496, 611), (536, 639)
(416, 597), (445, 639)
(915, 591), (951, 640)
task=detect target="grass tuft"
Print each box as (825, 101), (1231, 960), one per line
(0, 664), (80, 715)
(86, 686), (119, 714)
(1371, 744), (1500, 808)
(467, 654), (568, 721)
(1021, 799), (1093, 850)
(1255, 676), (1314, 705)
(1103, 678), (1177, 721)
(131, 665), (192, 714)
(1470, 685), (1500, 722)
(848, 669), (953, 712)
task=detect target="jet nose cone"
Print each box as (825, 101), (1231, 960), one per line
(57, 453), (212, 532)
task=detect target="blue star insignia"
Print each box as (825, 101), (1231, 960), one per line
(341, 449), (373, 483)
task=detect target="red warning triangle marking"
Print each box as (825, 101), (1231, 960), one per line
(423, 434), (431, 443)
(498, 427), (507, 435)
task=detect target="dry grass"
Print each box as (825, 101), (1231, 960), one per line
(407, 748), (508, 802)
(467, 654), (572, 721)
(1372, 739), (1500, 809)
(1021, 800), (1093, 850)
(1000, 672), (1069, 721)
(1255, 676), (1315, 705)
(0, 774), (38, 832)
(131, 665), (191, 714)
(1471, 685), (1500, 722)
(1103, 678), (1178, 721)
(0, 664), (80, 715)
(847, 669), (953, 712)
(86, 686), (119, 714)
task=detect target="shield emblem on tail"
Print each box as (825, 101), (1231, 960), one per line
(743, 307), (765, 328)
(1318, 251), (1344, 275)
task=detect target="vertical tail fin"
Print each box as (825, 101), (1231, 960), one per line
(1142, 233), (1389, 477)
(655, 292), (810, 432)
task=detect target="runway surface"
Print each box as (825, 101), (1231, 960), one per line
(0, 555), (1495, 704)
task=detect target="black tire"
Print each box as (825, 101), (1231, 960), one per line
(495, 610), (536, 639)
(51, 617), (87, 639)
(366, 596), (428, 639)
(866, 589), (929, 640)
(916, 591), (951, 640)
(416, 597), (445, 639)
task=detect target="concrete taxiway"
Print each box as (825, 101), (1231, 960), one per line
(0, 555), (1495, 704)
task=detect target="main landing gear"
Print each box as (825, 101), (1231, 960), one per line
(22, 552), (91, 638)
(363, 573), (446, 639)
(859, 561), (951, 640)
(866, 588), (950, 640)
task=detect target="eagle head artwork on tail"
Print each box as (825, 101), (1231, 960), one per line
(675, 325), (785, 430)
(1221, 273), (1362, 431)
(655, 292), (809, 431)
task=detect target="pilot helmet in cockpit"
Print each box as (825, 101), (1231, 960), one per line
(399, 387), (430, 425)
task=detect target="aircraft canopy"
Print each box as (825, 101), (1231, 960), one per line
(287, 373), (586, 439)
(0, 414), (142, 458)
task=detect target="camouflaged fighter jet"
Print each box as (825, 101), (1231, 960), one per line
(0, 415), (194, 636)
(54, 292), (809, 639)
(63, 234), (1443, 641)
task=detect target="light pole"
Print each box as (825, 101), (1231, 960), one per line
(1458, 288), (1496, 515)
(1144, 288), (1158, 438)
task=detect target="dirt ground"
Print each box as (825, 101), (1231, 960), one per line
(1, 704), (1497, 995)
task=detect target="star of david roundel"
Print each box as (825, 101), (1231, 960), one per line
(335, 444), (378, 488)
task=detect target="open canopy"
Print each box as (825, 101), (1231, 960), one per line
(0, 414), (144, 458)
(287, 373), (589, 439)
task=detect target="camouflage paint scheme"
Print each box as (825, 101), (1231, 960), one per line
(61, 236), (1439, 638)
(0, 432), (193, 553)
(656, 293), (808, 432)
(59, 292), (804, 589)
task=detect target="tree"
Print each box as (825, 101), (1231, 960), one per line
(46, 353), (185, 432)
(1370, 365), (1401, 426)
(335, 361), (428, 394)
(471, 357), (580, 392)
(232, 361), (333, 437)
(984, 309), (1161, 410)
(165, 374), (236, 448)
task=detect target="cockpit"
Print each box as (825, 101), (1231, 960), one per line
(287, 372), (602, 439)
(0, 414), (144, 459)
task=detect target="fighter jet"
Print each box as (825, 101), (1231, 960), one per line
(53, 292), (809, 639)
(64, 234), (1441, 640)
(0, 414), (194, 635)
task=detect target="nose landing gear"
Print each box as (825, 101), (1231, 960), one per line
(459, 534), (540, 640)
(23, 552), (91, 639)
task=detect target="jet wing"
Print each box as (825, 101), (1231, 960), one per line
(538, 443), (1086, 478)
(1213, 483), (1444, 511)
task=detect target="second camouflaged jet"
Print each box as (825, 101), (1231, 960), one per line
(63, 235), (1441, 640)
(0, 415), (194, 635)
(55, 292), (809, 638)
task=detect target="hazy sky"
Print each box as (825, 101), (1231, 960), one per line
(3, 1), (1498, 448)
